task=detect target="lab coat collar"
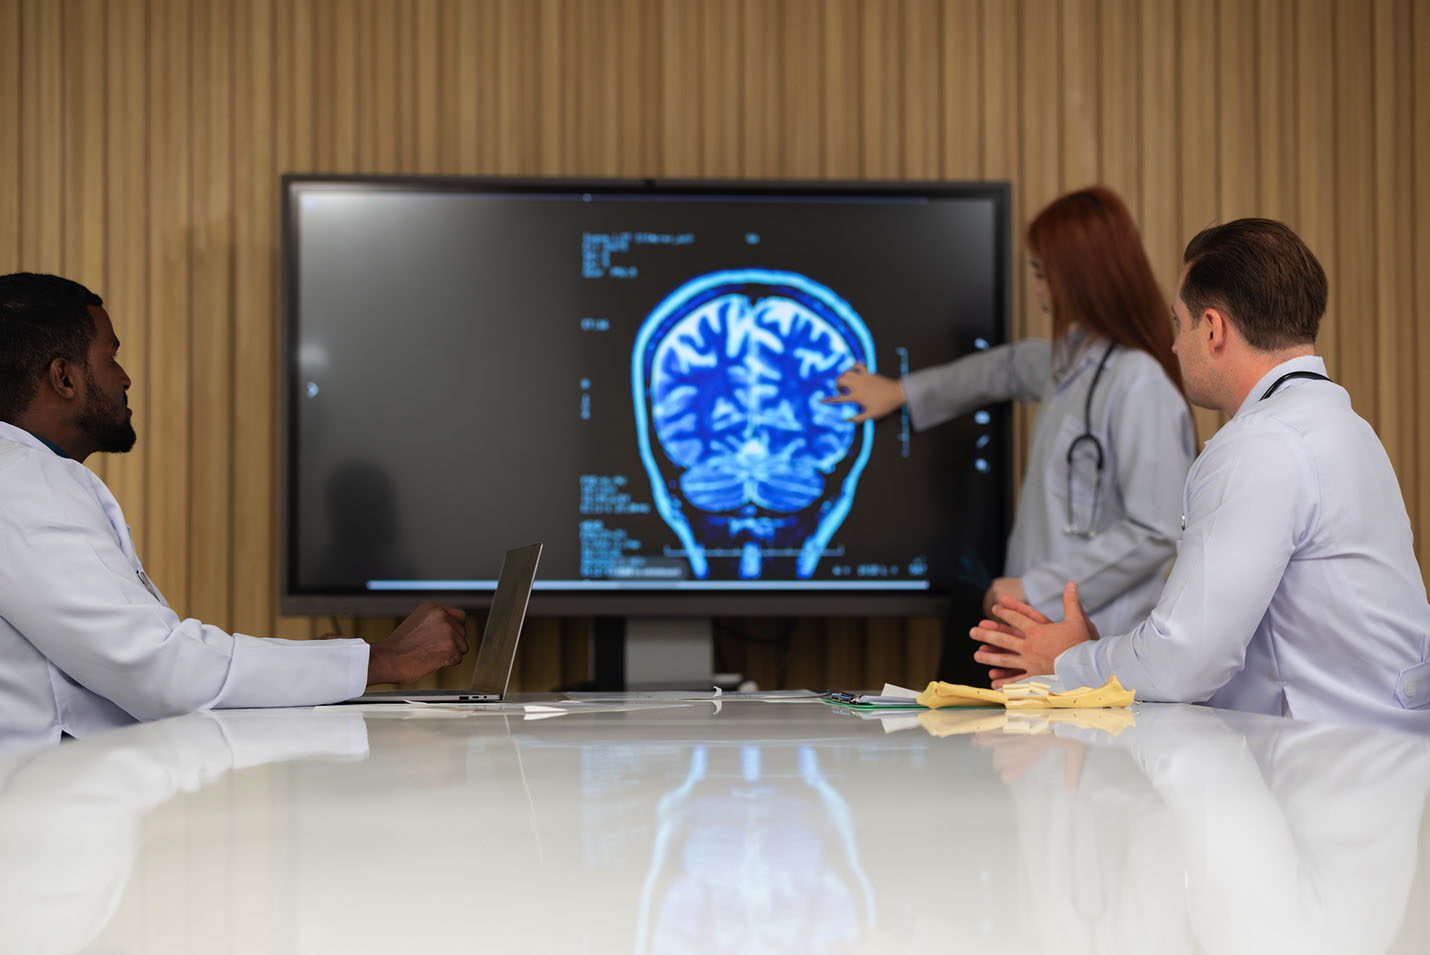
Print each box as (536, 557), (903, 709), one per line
(1234, 355), (1330, 419)
(1050, 328), (1111, 396)
(0, 420), (139, 567)
(0, 421), (59, 456)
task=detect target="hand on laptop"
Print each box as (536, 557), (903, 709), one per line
(366, 602), (469, 686)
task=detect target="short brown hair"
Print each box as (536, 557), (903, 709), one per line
(1181, 218), (1327, 351)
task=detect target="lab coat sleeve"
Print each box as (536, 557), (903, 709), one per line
(902, 340), (1051, 432)
(1055, 421), (1315, 701)
(1019, 369), (1193, 615)
(0, 464), (370, 721)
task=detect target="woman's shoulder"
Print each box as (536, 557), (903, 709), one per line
(1108, 346), (1180, 391)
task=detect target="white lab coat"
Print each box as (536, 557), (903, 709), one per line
(0, 422), (369, 747)
(1057, 357), (1430, 731)
(902, 335), (1196, 635)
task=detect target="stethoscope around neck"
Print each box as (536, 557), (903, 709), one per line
(1063, 342), (1116, 538)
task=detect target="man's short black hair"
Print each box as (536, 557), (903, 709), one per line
(0, 273), (104, 423)
(1181, 218), (1328, 351)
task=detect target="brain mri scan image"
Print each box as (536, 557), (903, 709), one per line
(633, 269), (874, 580)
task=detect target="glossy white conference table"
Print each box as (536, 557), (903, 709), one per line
(2, 698), (1427, 954)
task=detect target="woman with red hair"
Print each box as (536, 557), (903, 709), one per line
(830, 186), (1195, 642)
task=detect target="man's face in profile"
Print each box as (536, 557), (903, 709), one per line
(76, 306), (136, 454)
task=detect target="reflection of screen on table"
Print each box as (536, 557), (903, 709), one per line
(283, 178), (1011, 614)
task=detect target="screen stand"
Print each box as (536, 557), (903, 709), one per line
(590, 617), (714, 691)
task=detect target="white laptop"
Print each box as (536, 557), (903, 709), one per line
(344, 542), (541, 703)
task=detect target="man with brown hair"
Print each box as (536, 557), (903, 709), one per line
(973, 219), (1430, 730)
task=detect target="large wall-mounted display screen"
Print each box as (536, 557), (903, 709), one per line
(281, 177), (1011, 616)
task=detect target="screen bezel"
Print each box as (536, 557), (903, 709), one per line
(279, 174), (1013, 617)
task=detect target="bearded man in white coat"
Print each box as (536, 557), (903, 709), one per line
(971, 220), (1430, 731)
(0, 272), (469, 746)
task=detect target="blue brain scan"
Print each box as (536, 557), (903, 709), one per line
(632, 269), (875, 580)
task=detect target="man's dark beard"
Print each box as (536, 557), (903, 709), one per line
(78, 369), (137, 453)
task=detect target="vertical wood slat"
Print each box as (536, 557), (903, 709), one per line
(232, 0), (276, 638)
(1098, 0), (1139, 215)
(785, 0), (824, 179)
(743, 0), (781, 177)
(414, 0), (442, 173)
(1255, 0), (1297, 223)
(0, 0), (19, 264)
(701, 0), (741, 177)
(1178, 0), (1224, 444)
(1414, 0), (1430, 579)
(1371, 0), (1416, 500)
(900, 0), (939, 179)
(1217, 0), (1259, 221)
(20, 0), (63, 272)
(1060, 0), (1100, 189)
(370, 0), (400, 173)
(941, 0), (980, 180)
(273, 0), (318, 639)
(1139, 0), (1181, 300)
(1296, 0), (1337, 379)
(144, 0), (193, 609)
(5, 0), (1426, 691)
(103, 0), (150, 559)
(1333, 0), (1377, 427)
(188, 0), (235, 629)
(61, 0), (107, 480)
(821, 0), (859, 179)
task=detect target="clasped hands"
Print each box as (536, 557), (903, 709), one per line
(971, 580), (1100, 688)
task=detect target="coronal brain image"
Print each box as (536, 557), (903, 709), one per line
(633, 270), (874, 580)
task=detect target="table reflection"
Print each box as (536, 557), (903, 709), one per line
(981, 705), (1430, 954)
(0, 710), (367, 955)
(3, 702), (1425, 954)
(635, 744), (875, 954)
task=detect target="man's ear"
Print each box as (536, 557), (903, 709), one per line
(1203, 308), (1232, 356)
(47, 357), (81, 400)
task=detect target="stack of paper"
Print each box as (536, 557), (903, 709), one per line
(915, 675), (1135, 710)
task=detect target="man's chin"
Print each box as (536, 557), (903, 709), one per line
(88, 424), (137, 454)
(109, 427), (138, 454)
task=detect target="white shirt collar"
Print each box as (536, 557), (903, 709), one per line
(1234, 355), (1329, 418)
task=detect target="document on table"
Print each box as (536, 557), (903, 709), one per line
(563, 688), (823, 703)
(822, 684), (933, 709)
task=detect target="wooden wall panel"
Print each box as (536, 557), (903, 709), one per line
(189, 0), (235, 628)
(822, 0), (860, 178)
(1138, 0), (1181, 305)
(1334, 0), (1378, 425)
(1061, 0), (1101, 189)
(144, 0), (192, 610)
(1099, 0), (1139, 215)
(18, 0), (61, 273)
(3, 0), (1427, 692)
(940, 0), (979, 179)
(1415, 1), (1430, 554)
(231, 0), (277, 637)
(1372, 0), (1416, 491)
(103, 0), (150, 553)
(0, 2), (17, 261)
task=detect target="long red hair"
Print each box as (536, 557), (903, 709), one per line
(1026, 186), (1184, 394)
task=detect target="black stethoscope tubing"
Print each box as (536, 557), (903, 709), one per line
(1063, 341), (1117, 537)
(1260, 369), (1332, 400)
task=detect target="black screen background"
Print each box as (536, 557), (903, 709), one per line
(286, 181), (1010, 609)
